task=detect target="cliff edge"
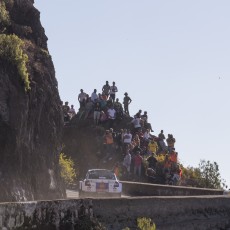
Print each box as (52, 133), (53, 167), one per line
(0, 0), (65, 201)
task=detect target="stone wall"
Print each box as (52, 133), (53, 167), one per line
(0, 196), (229, 230)
(122, 181), (224, 196)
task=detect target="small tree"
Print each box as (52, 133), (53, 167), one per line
(198, 160), (223, 189)
(181, 160), (227, 189)
(59, 153), (77, 186)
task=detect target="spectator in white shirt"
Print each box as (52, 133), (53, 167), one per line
(91, 89), (99, 103)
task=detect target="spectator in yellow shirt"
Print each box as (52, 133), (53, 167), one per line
(148, 139), (158, 154)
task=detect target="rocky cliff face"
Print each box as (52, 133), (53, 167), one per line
(0, 0), (65, 201)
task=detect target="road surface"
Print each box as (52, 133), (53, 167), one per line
(66, 189), (129, 198)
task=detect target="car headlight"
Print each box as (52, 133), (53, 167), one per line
(114, 181), (120, 188)
(85, 180), (91, 186)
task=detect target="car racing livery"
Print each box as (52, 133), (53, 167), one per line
(79, 169), (122, 197)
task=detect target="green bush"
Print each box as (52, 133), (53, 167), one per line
(0, 1), (10, 27)
(59, 153), (77, 186)
(123, 217), (156, 230)
(0, 34), (30, 91)
(137, 217), (156, 230)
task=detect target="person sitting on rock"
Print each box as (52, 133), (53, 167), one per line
(135, 109), (142, 118)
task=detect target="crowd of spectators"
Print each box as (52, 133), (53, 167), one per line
(61, 81), (181, 186)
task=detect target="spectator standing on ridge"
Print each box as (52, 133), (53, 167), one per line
(131, 115), (142, 133)
(109, 81), (118, 103)
(123, 92), (132, 116)
(102, 81), (110, 97)
(78, 89), (87, 109)
(148, 138), (158, 155)
(82, 99), (94, 120)
(91, 89), (99, 103)
(166, 134), (176, 152)
(93, 102), (101, 125)
(133, 151), (143, 179)
(158, 130), (167, 152)
(123, 149), (132, 176)
(100, 110), (108, 124)
(114, 98), (123, 121)
(107, 105), (116, 128)
(114, 98), (123, 112)
(143, 129), (151, 141)
(102, 130), (114, 163)
(68, 105), (76, 119)
(63, 101), (70, 122)
(123, 129), (132, 150)
(141, 111), (153, 132)
(147, 153), (158, 171)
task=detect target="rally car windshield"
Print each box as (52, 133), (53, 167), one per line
(87, 170), (116, 180)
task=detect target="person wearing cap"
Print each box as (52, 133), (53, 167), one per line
(109, 81), (118, 103)
(123, 92), (132, 116)
(102, 81), (110, 97)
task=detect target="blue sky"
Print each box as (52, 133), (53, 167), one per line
(35, 1), (230, 187)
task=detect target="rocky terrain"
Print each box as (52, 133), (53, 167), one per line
(0, 0), (65, 201)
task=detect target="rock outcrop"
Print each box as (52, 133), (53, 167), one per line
(0, 0), (65, 201)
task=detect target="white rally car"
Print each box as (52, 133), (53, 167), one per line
(79, 169), (122, 197)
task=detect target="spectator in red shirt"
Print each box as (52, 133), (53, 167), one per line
(133, 151), (143, 178)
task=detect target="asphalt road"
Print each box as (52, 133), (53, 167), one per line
(66, 189), (129, 198)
